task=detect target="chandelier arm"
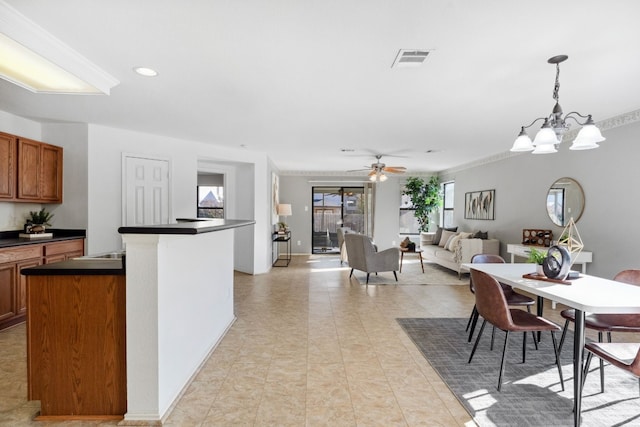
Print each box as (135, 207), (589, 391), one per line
(521, 117), (550, 130)
(564, 112), (593, 126)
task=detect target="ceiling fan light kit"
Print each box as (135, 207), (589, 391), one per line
(359, 155), (406, 182)
(510, 55), (605, 154)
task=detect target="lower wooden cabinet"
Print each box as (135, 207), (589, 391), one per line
(27, 273), (126, 419)
(0, 238), (84, 331)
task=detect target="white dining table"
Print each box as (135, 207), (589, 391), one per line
(462, 262), (640, 427)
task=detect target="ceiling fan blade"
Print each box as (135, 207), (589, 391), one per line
(383, 166), (406, 173)
(368, 170), (377, 177)
(346, 168), (370, 172)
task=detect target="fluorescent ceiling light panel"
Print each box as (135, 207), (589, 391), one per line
(392, 49), (431, 68)
(0, 1), (119, 94)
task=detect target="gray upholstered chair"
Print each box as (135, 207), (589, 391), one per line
(336, 227), (352, 264)
(344, 233), (399, 284)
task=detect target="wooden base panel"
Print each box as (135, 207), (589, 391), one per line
(35, 413), (123, 421)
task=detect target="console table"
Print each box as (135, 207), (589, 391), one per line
(272, 231), (291, 267)
(507, 243), (593, 274)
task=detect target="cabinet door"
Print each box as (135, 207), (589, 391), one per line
(0, 263), (17, 322)
(0, 132), (16, 199)
(17, 259), (41, 315)
(40, 143), (63, 202)
(17, 138), (41, 199)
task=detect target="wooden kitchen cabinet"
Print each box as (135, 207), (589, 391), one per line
(0, 132), (16, 199)
(17, 138), (63, 203)
(27, 272), (126, 420)
(0, 238), (84, 331)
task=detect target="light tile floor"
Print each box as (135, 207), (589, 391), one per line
(0, 255), (620, 426)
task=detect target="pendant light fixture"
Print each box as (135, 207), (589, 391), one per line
(510, 55), (605, 154)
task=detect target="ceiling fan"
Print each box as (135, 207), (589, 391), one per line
(350, 155), (407, 182)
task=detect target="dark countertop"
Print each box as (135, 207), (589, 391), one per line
(0, 229), (86, 249)
(21, 259), (125, 276)
(119, 218), (255, 235)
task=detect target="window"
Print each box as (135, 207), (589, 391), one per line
(442, 181), (454, 228)
(399, 194), (420, 235)
(197, 185), (224, 218)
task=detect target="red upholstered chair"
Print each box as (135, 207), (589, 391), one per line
(558, 269), (640, 392)
(468, 269), (564, 391)
(467, 254), (536, 342)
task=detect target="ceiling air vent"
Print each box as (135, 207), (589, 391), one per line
(391, 49), (431, 68)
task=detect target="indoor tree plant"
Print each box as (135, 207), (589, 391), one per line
(402, 176), (442, 232)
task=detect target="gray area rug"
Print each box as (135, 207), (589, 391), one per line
(398, 317), (640, 427)
(352, 261), (467, 285)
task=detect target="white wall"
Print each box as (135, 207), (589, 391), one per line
(443, 120), (640, 278)
(42, 123), (89, 231)
(85, 124), (271, 274)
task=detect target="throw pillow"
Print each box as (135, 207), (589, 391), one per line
(434, 226), (458, 245)
(445, 234), (462, 251)
(400, 237), (410, 248)
(439, 230), (458, 248)
(472, 230), (488, 239)
(433, 227), (444, 245)
(459, 231), (473, 240)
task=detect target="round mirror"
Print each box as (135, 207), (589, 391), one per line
(546, 177), (585, 226)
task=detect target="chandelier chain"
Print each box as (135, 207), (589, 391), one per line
(553, 63), (561, 102)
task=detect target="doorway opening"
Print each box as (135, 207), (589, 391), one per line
(312, 186), (371, 254)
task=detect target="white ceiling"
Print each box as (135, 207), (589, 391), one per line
(2, 0), (640, 175)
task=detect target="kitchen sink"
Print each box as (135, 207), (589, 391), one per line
(74, 251), (125, 260)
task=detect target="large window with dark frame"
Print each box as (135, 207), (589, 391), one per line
(399, 193), (420, 235)
(400, 181), (455, 234)
(197, 185), (224, 218)
(442, 181), (455, 228)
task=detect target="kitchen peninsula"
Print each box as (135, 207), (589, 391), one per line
(22, 219), (253, 422)
(118, 218), (254, 424)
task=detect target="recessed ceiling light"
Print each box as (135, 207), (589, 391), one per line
(340, 148), (355, 152)
(391, 49), (432, 68)
(133, 67), (158, 77)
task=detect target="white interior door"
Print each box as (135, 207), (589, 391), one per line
(124, 155), (170, 226)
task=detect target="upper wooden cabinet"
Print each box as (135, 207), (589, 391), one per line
(0, 133), (63, 203)
(0, 132), (16, 199)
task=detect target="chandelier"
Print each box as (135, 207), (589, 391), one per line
(510, 55), (605, 154)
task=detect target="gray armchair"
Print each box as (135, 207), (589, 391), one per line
(345, 233), (399, 284)
(336, 227), (352, 264)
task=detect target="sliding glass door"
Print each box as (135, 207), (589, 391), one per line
(312, 186), (371, 254)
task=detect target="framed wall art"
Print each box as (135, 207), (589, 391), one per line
(464, 189), (495, 220)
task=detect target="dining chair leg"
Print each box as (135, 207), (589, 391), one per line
(532, 331), (539, 350)
(468, 320), (487, 363)
(550, 331), (565, 391)
(522, 332), (527, 363)
(558, 319), (570, 356)
(497, 330), (510, 391)
(466, 305), (477, 332)
(468, 309), (480, 342)
(350, 268), (354, 278)
(366, 273), (370, 284)
(490, 326), (496, 351)
(393, 271), (398, 281)
(598, 332), (605, 393)
(583, 350), (594, 391)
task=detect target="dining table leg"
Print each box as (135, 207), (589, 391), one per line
(536, 296), (544, 342)
(573, 309), (585, 427)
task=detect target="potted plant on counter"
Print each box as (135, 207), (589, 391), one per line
(26, 208), (54, 234)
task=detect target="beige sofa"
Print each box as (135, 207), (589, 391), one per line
(420, 231), (500, 277)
